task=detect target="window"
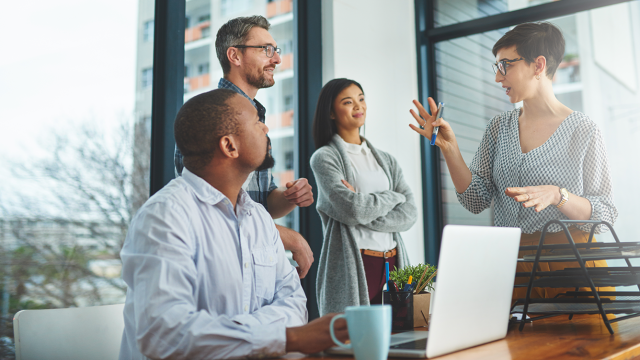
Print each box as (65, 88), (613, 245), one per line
(0, 0), (148, 348)
(434, 0), (556, 27)
(198, 62), (209, 75)
(418, 0), (640, 263)
(185, 0), (297, 230)
(201, 26), (211, 38)
(221, 0), (252, 17)
(143, 20), (154, 42)
(141, 67), (153, 89)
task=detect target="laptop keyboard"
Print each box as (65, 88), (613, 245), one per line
(391, 338), (428, 350)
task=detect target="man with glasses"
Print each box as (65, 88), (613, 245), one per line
(175, 15), (314, 278)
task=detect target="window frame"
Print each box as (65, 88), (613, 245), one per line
(414, 0), (635, 265)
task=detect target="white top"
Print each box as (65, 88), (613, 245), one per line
(338, 136), (396, 252)
(119, 168), (307, 360)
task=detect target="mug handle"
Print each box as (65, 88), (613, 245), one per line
(329, 314), (351, 349)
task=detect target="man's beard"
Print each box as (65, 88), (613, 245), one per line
(247, 67), (275, 89)
(256, 136), (275, 171)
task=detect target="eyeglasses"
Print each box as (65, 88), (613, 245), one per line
(492, 57), (524, 76)
(233, 44), (281, 58)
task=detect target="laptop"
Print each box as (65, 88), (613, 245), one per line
(326, 225), (521, 358)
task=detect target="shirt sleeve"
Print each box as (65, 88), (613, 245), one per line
(311, 148), (406, 226)
(174, 144), (184, 177)
(361, 153), (418, 233)
(456, 115), (500, 214)
(120, 201), (305, 359)
(578, 125), (618, 233)
(268, 171), (278, 193)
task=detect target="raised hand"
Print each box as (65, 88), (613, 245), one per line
(409, 98), (456, 151)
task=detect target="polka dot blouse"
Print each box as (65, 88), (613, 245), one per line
(456, 108), (617, 234)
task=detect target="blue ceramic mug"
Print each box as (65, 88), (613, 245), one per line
(329, 305), (392, 360)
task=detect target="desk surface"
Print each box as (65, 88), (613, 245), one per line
(283, 315), (640, 360)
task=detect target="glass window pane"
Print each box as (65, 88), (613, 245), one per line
(0, 0), (145, 347)
(435, 0), (556, 28)
(434, 1), (640, 248)
(435, 28), (512, 226)
(183, 0), (297, 230)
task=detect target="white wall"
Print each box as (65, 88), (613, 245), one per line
(322, 0), (425, 265)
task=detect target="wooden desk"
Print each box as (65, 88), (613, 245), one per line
(283, 315), (640, 360)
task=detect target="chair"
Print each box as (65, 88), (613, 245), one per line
(13, 303), (125, 360)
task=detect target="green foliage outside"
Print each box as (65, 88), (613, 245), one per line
(389, 263), (436, 292)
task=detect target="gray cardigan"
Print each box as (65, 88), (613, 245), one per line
(310, 135), (417, 315)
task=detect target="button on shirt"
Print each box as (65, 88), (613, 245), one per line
(338, 136), (396, 252)
(119, 168), (307, 360)
(174, 78), (278, 209)
(457, 109), (617, 234)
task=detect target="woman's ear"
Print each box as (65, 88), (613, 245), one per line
(534, 55), (547, 77)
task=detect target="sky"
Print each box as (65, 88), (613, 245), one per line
(0, 0), (138, 210)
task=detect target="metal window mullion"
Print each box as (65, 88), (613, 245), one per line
(150, 0), (185, 196)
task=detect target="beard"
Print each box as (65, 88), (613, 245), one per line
(246, 67), (275, 89)
(256, 136), (275, 171)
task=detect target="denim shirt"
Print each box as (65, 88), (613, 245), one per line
(174, 78), (278, 210)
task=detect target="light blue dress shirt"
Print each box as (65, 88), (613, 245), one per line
(119, 168), (307, 359)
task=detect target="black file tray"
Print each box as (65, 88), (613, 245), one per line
(511, 220), (640, 334)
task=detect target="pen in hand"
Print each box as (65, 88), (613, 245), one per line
(431, 102), (445, 146)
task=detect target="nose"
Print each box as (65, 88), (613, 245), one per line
(261, 122), (269, 134)
(495, 71), (504, 83)
(272, 51), (282, 65)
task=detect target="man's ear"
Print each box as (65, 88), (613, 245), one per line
(219, 135), (240, 159)
(227, 47), (242, 69)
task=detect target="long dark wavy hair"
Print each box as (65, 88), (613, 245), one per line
(312, 78), (364, 149)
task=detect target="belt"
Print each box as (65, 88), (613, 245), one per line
(361, 248), (397, 258)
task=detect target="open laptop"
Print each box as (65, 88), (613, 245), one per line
(326, 225), (521, 358)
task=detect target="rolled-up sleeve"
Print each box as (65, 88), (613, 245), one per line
(457, 116), (500, 214)
(579, 126), (617, 233)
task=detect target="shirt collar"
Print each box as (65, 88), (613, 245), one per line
(336, 134), (371, 155)
(182, 168), (255, 212)
(218, 78), (255, 108)
(218, 78), (265, 120)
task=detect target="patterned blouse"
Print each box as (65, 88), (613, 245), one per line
(457, 108), (617, 234)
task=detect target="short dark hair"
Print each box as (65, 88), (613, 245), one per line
(174, 89), (241, 172)
(312, 78), (364, 149)
(216, 15), (271, 74)
(492, 22), (565, 79)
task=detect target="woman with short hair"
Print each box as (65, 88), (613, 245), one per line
(410, 22), (617, 300)
(311, 78), (417, 315)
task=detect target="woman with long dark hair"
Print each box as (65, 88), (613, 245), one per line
(311, 78), (417, 315)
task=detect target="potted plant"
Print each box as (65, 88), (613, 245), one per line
(389, 263), (437, 327)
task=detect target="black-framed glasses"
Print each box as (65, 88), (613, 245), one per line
(492, 57), (524, 76)
(233, 44), (281, 58)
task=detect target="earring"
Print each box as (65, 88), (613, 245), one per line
(535, 74), (541, 80)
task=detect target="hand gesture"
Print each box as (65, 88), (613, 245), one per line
(409, 98), (456, 151)
(284, 178), (314, 207)
(505, 186), (560, 212)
